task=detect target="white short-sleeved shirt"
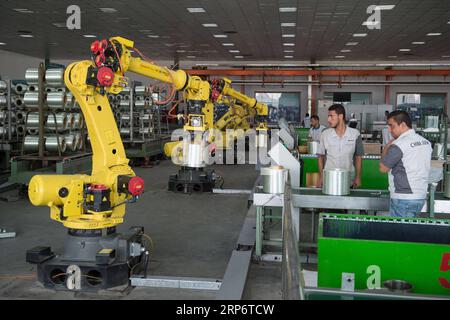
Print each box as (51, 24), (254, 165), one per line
(318, 126), (364, 172)
(308, 125), (326, 142)
(381, 129), (432, 200)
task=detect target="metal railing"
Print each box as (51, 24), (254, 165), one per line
(281, 181), (305, 300)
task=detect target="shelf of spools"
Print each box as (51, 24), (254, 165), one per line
(0, 77), (27, 173)
(108, 82), (165, 162)
(9, 63), (92, 185)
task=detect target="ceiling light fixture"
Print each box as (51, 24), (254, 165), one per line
(346, 42), (359, 46)
(412, 41), (425, 44)
(83, 35), (96, 38)
(187, 8), (206, 13)
(99, 8), (117, 13)
(353, 33), (367, 37)
(284, 55), (294, 58)
(335, 55), (345, 58)
(427, 33), (442, 36)
(279, 7), (297, 12)
(222, 43), (235, 46)
(229, 50), (240, 53)
(282, 34), (296, 38)
(13, 8), (34, 13)
(213, 34), (228, 38)
(202, 23), (218, 27)
(20, 34), (34, 38)
(283, 43), (295, 46)
(399, 48), (411, 51)
(281, 23), (296, 27)
(234, 55), (244, 59)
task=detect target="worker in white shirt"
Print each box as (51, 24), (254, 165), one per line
(318, 104), (364, 188)
(308, 115), (326, 142)
(302, 113), (311, 129)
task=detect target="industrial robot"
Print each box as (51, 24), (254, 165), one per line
(25, 36), (215, 290)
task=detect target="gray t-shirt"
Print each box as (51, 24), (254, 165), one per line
(318, 126), (364, 172)
(381, 129), (432, 200)
(308, 125), (326, 142)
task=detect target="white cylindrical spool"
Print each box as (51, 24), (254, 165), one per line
(75, 133), (83, 150)
(16, 125), (25, 136)
(14, 96), (24, 107)
(72, 113), (83, 129)
(185, 143), (205, 168)
(261, 166), (288, 194)
(139, 127), (152, 135)
(0, 110), (15, 121)
(16, 111), (26, 123)
(66, 113), (75, 129)
(134, 100), (147, 109)
(14, 83), (28, 95)
(140, 113), (151, 122)
(24, 135), (41, 151)
(122, 113), (131, 121)
(308, 141), (320, 155)
(25, 68), (39, 84)
(322, 169), (350, 196)
(65, 92), (74, 108)
(64, 134), (77, 151)
(108, 94), (116, 102)
(46, 113), (68, 131)
(24, 92), (39, 108)
(0, 96), (7, 107)
(28, 85), (38, 92)
(135, 86), (148, 95)
(26, 113), (41, 129)
(120, 127), (131, 136)
(46, 91), (66, 108)
(45, 69), (65, 87)
(119, 100), (130, 109)
(0, 126), (16, 135)
(45, 135), (66, 153)
(0, 80), (7, 92)
(116, 94), (123, 101)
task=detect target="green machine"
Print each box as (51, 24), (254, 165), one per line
(294, 127), (310, 146)
(317, 213), (450, 297)
(300, 155), (388, 190)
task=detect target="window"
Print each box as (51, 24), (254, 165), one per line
(324, 92), (372, 105)
(255, 92), (301, 123)
(396, 93), (446, 123)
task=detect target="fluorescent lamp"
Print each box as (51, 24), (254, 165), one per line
(353, 33), (367, 37)
(83, 35), (96, 38)
(279, 7), (297, 12)
(99, 8), (117, 13)
(282, 34), (296, 38)
(222, 43), (234, 46)
(427, 33), (442, 36)
(281, 23), (296, 27)
(213, 35), (227, 38)
(346, 42), (359, 46)
(283, 43), (295, 46)
(187, 8), (205, 13)
(202, 24), (218, 27)
(399, 49), (411, 52)
(234, 56), (244, 59)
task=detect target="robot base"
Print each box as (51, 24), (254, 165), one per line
(168, 166), (215, 193)
(26, 227), (145, 292)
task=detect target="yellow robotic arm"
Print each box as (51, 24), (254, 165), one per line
(211, 77), (268, 126)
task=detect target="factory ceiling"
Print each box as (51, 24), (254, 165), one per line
(1, 0), (450, 64)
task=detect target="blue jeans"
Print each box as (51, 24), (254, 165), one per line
(389, 198), (425, 218)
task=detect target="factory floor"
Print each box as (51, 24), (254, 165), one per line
(0, 159), (291, 300)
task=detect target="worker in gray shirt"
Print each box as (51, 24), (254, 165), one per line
(380, 110), (432, 217)
(318, 104), (364, 188)
(308, 115), (326, 142)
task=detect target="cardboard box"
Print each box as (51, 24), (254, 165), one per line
(363, 142), (382, 155)
(298, 145), (308, 154)
(306, 172), (321, 188)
